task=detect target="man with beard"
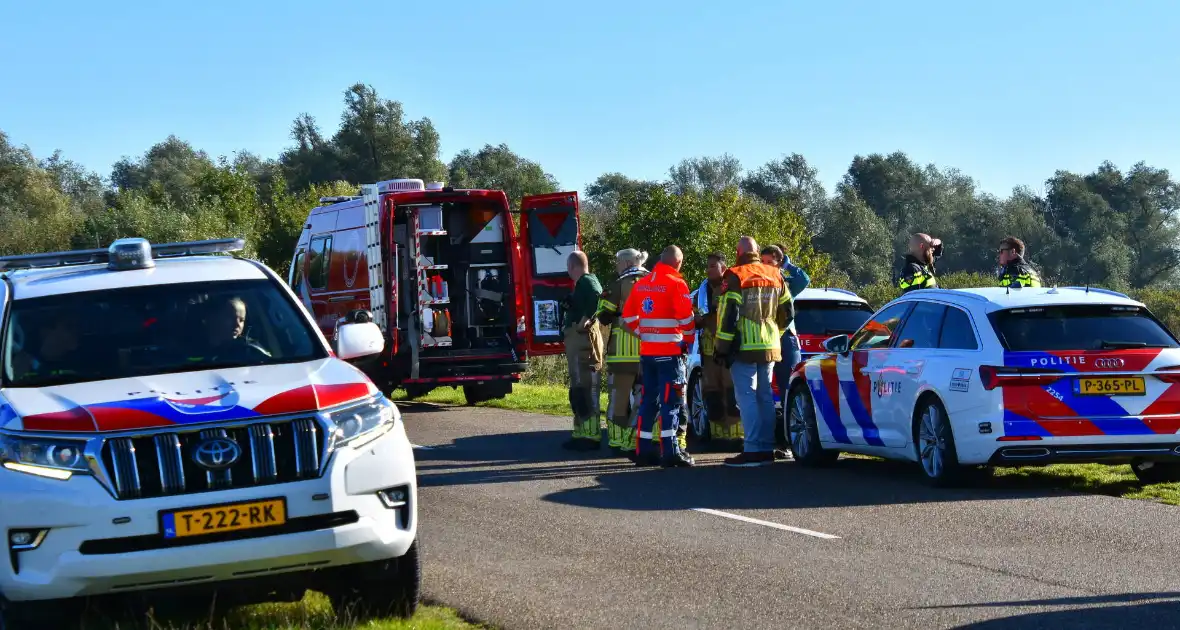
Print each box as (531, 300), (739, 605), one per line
(896, 233), (943, 293)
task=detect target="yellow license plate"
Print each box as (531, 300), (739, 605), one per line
(161, 498), (286, 539)
(1077, 376), (1147, 396)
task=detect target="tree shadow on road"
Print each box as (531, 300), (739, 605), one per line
(414, 428), (1084, 509)
(929, 592), (1180, 628)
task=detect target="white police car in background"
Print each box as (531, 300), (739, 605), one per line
(0, 238), (418, 628)
(685, 287), (873, 446)
(785, 285), (1180, 486)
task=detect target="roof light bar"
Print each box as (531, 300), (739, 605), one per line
(0, 237), (246, 272)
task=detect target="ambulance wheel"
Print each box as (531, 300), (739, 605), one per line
(787, 384), (837, 466)
(1131, 460), (1180, 484)
(686, 369), (710, 445)
(463, 382), (511, 406)
(402, 385), (434, 400)
(914, 396), (968, 488)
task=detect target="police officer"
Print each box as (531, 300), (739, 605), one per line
(896, 233), (942, 293)
(622, 245), (696, 468)
(590, 248), (649, 454)
(996, 236), (1042, 288)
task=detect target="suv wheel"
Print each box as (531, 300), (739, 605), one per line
(787, 385), (838, 466)
(686, 369), (710, 445)
(1131, 459), (1180, 484)
(327, 539), (421, 621)
(914, 397), (967, 487)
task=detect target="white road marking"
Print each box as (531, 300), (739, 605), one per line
(691, 508), (840, 540)
(411, 444), (433, 450)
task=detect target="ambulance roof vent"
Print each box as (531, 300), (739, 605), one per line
(375, 179), (426, 193)
(425, 181), (445, 191)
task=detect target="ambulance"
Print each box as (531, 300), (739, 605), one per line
(288, 180), (582, 404)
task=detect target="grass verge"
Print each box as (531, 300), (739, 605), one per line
(85, 593), (486, 629)
(397, 382), (1180, 506)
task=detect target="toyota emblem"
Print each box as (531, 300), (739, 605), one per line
(1094, 358), (1126, 369)
(191, 437), (242, 471)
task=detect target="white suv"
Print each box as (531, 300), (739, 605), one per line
(0, 238), (418, 628)
(784, 286), (1180, 487)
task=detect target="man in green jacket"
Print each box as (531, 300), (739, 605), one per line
(562, 251), (605, 451)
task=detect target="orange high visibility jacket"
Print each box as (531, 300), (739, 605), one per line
(621, 262), (696, 356)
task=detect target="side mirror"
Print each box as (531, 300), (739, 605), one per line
(336, 322), (385, 361)
(822, 334), (850, 355)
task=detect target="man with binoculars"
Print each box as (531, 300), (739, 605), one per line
(896, 233), (943, 293)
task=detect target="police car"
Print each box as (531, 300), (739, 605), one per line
(0, 238), (419, 627)
(784, 285), (1180, 487)
(685, 287), (873, 444)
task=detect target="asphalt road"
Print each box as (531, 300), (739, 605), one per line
(406, 403), (1180, 630)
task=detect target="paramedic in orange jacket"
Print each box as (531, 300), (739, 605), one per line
(621, 245), (696, 468)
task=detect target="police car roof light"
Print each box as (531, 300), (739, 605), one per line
(108, 238), (156, 271)
(150, 237), (245, 258)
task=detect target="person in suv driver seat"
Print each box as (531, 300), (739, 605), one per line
(10, 310), (82, 381)
(187, 296), (271, 364)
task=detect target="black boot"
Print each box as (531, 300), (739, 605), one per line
(661, 450), (695, 468)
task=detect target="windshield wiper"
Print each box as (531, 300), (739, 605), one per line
(1100, 340), (1169, 349)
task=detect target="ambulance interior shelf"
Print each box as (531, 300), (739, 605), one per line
(392, 202), (513, 353)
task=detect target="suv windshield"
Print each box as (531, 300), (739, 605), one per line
(3, 279), (325, 388)
(989, 305), (1179, 351)
(794, 300), (875, 336)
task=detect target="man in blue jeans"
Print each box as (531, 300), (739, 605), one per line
(715, 237), (793, 467)
(763, 245), (810, 457)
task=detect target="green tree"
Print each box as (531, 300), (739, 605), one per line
(447, 143), (559, 209)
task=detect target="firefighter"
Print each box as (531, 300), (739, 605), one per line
(621, 245), (696, 468)
(589, 248), (649, 454)
(896, 233), (942, 293)
(562, 251), (606, 451)
(715, 236), (793, 468)
(996, 236), (1042, 288)
(694, 252), (743, 450)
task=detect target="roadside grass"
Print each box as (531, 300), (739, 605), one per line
(391, 383), (601, 417)
(86, 593), (485, 629)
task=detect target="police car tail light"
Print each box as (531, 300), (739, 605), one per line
(978, 366), (1063, 391)
(1153, 366), (1180, 384)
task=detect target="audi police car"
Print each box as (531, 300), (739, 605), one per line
(0, 238), (419, 627)
(784, 286), (1180, 486)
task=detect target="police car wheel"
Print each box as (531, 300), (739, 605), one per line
(787, 385), (837, 466)
(1131, 459), (1180, 485)
(914, 397), (967, 488)
(686, 369), (710, 444)
(327, 539), (421, 621)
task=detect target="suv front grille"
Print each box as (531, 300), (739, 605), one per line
(99, 418), (325, 500)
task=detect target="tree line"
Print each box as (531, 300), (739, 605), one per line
(3, 82), (1179, 319)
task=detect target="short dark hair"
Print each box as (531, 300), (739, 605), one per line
(760, 245), (784, 263)
(707, 252), (726, 265)
(1000, 236), (1026, 257)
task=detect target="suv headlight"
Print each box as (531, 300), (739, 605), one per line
(323, 395), (399, 451)
(0, 434), (91, 480)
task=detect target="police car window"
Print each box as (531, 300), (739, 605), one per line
(849, 302), (913, 351)
(793, 300), (875, 336)
(3, 279), (325, 388)
(939, 307), (979, 350)
(989, 305), (1179, 351)
(895, 302), (946, 349)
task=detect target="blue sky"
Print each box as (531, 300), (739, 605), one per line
(2, 0), (1178, 198)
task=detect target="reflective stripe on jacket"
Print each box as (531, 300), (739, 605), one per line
(997, 257), (1042, 288)
(897, 255), (938, 293)
(621, 262), (696, 356)
(595, 266), (647, 367)
(714, 252), (792, 363)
